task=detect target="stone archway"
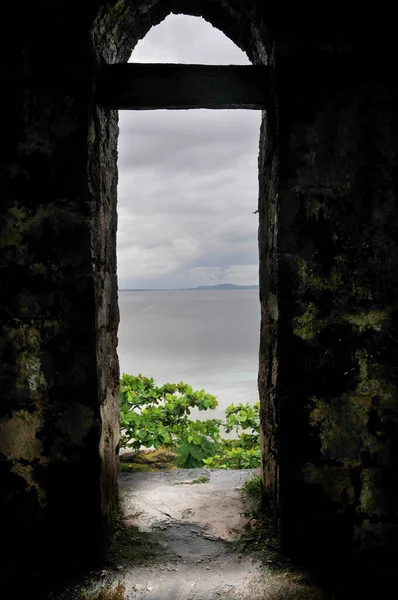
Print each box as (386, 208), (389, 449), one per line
(1, 1), (398, 585)
(88, 0), (276, 562)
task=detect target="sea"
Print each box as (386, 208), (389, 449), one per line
(117, 289), (260, 422)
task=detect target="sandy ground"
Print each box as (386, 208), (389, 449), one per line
(48, 468), (329, 600)
(119, 468), (255, 541)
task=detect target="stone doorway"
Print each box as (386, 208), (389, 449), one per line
(2, 3), (398, 593)
(89, 0), (274, 563)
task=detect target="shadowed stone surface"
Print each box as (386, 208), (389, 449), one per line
(98, 64), (268, 109)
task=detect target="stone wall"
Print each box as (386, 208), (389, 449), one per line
(0, 1), (120, 575)
(260, 7), (398, 564)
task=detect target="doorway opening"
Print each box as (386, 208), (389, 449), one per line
(89, 3), (278, 589)
(103, 18), (283, 598)
(116, 14), (261, 473)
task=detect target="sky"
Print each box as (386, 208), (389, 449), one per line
(117, 14), (261, 290)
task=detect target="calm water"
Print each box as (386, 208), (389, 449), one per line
(117, 290), (260, 420)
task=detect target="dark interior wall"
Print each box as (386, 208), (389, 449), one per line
(1, 0), (398, 579)
(262, 7), (398, 563)
(0, 1), (121, 573)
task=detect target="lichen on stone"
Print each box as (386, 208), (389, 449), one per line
(359, 468), (383, 516)
(0, 409), (43, 461)
(309, 349), (398, 468)
(293, 302), (326, 340)
(343, 309), (389, 333)
(296, 256), (345, 296)
(3, 322), (47, 399)
(0, 203), (28, 249)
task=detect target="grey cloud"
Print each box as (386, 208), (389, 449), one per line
(130, 14), (250, 66)
(118, 110), (259, 174)
(117, 15), (260, 289)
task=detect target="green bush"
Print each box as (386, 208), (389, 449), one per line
(119, 373), (260, 469)
(202, 401), (260, 469)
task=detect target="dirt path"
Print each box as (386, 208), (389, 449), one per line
(50, 469), (329, 600)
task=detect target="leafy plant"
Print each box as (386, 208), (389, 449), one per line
(119, 374), (261, 470)
(224, 402), (260, 434)
(120, 374), (221, 447)
(203, 446), (261, 469)
(120, 374), (222, 467)
(205, 402), (261, 469)
(241, 474), (264, 500)
(175, 436), (216, 468)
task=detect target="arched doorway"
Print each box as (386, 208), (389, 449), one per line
(2, 3), (397, 589)
(90, 0), (275, 560)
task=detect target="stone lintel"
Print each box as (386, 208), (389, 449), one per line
(97, 63), (269, 110)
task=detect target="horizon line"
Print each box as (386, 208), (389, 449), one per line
(119, 283), (259, 291)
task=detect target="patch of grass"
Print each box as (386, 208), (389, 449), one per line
(191, 475), (210, 484)
(119, 462), (159, 473)
(79, 584), (126, 600)
(242, 474), (264, 501)
(118, 462), (135, 473)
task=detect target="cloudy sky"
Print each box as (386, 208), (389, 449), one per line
(117, 15), (261, 289)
